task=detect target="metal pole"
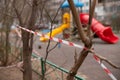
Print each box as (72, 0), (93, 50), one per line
(41, 58), (45, 76)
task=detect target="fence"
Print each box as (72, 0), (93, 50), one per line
(32, 53), (85, 80)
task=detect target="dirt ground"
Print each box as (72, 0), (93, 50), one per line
(0, 67), (22, 80)
(0, 63), (86, 80)
(0, 66), (40, 80)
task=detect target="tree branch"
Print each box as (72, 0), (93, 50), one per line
(89, 50), (120, 69)
(67, 0), (88, 45)
(74, 49), (78, 64)
(0, 11), (16, 18)
(87, 0), (97, 39)
(13, 0), (22, 25)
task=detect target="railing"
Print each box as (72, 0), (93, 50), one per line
(32, 53), (85, 80)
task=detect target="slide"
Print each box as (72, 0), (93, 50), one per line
(80, 13), (119, 44)
(40, 13), (70, 42)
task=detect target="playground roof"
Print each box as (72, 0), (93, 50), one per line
(61, 0), (84, 8)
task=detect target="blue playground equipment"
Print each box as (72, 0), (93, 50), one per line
(61, 0), (84, 8)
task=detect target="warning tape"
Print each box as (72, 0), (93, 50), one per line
(17, 25), (117, 80)
(94, 55), (117, 80)
(18, 26), (84, 49)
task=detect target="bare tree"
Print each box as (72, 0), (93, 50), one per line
(66, 0), (120, 80)
(12, 0), (39, 80)
(0, 0), (15, 66)
(12, 0), (63, 80)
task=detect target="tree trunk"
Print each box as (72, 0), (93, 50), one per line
(67, 50), (90, 80)
(21, 0), (38, 80)
(22, 30), (33, 80)
(66, 0), (93, 80)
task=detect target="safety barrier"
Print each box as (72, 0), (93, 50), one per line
(32, 53), (85, 80)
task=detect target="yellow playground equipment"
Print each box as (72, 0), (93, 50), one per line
(40, 13), (70, 42)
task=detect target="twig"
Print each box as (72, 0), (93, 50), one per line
(39, 0), (48, 23)
(0, 11), (16, 18)
(48, 42), (59, 53)
(45, 58), (68, 76)
(19, 0), (27, 16)
(44, 1), (65, 74)
(0, 61), (24, 71)
(26, 0), (32, 7)
(89, 49), (120, 69)
(74, 49), (78, 64)
(12, 0), (22, 25)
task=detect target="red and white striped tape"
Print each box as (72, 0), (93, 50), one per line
(18, 26), (84, 49)
(94, 55), (117, 80)
(17, 25), (117, 80)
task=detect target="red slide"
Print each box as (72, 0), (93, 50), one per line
(80, 13), (119, 44)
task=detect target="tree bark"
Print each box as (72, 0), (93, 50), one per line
(22, 31), (32, 80)
(66, 0), (94, 80)
(67, 50), (90, 80)
(20, 0), (38, 80)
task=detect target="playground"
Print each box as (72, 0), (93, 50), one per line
(0, 0), (120, 80)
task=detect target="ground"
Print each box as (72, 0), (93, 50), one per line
(0, 34), (119, 80)
(34, 33), (120, 80)
(0, 66), (40, 80)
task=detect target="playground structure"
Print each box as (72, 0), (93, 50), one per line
(40, 13), (70, 42)
(39, 0), (119, 44)
(80, 13), (119, 44)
